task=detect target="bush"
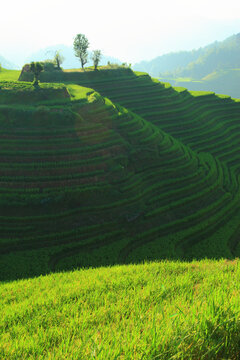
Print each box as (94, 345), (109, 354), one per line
(42, 60), (56, 72)
(106, 62), (122, 69)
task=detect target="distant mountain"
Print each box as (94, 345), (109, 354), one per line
(175, 33), (240, 79)
(133, 49), (205, 76)
(24, 44), (122, 69)
(0, 55), (19, 70)
(133, 33), (240, 80)
(133, 33), (240, 98)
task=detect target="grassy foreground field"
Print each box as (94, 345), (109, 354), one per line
(0, 68), (21, 81)
(1, 259), (240, 359)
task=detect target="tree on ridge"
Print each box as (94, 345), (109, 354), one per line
(30, 62), (44, 86)
(73, 34), (89, 69)
(91, 50), (102, 70)
(54, 51), (65, 70)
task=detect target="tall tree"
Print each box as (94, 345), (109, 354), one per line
(73, 34), (89, 69)
(54, 51), (65, 70)
(30, 62), (43, 86)
(91, 50), (102, 70)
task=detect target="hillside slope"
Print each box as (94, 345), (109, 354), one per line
(1, 73), (240, 281)
(56, 69), (240, 176)
(1, 259), (240, 359)
(31, 68), (240, 255)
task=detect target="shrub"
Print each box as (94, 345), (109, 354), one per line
(42, 60), (56, 72)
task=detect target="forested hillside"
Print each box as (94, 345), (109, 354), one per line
(134, 33), (240, 78)
(133, 33), (240, 98)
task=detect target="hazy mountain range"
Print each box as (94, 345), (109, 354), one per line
(133, 33), (240, 98)
(133, 33), (240, 78)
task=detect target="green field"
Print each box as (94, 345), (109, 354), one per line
(1, 66), (240, 358)
(0, 68), (21, 81)
(1, 259), (240, 359)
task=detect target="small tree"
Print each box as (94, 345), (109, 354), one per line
(73, 34), (89, 69)
(30, 62), (43, 86)
(54, 51), (64, 70)
(91, 50), (102, 70)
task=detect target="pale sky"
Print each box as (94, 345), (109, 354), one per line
(1, 0), (240, 66)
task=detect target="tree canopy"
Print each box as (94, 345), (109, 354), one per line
(91, 50), (102, 70)
(30, 62), (43, 86)
(73, 34), (89, 69)
(54, 51), (65, 70)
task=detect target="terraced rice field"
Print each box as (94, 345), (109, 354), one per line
(1, 69), (240, 281)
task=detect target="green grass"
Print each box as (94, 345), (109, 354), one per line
(0, 68), (21, 81)
(1, 259), (240, 359)
(0, 80), (71, 105)
(188, 90), (215, 97)
(67, 83), (94, 100)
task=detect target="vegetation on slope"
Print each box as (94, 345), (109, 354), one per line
(0, 80), (70, 104)
(41, 68), (240, 253)
(66, 68), (240, 175)
(1, 259), (240, 359)
(1, 70), (240, 282)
